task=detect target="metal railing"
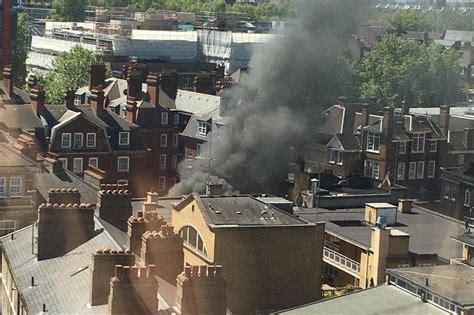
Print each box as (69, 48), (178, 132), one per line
(323, 246), (361, 278)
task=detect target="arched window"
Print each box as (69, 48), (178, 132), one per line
(179, 226), (208, 256)
(465, 189), (471, 207)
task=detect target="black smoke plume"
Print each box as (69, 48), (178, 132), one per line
(170, 0), (370, 196)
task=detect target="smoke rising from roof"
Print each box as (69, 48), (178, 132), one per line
(170, 0), (369, 196)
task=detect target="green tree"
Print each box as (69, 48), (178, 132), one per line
(357, 35), (462, 107)
(43, 45), (98, 104)
(52, 0), (86, 22)
(12, 13), (31, 87)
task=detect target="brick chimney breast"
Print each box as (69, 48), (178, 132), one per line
(90, 86), (105, 114)
(98, 184), (132, 232)
(89, 63), (106, 90)
(65, 88), (76, 110)
(127, 212), (166, 257)
(2, 66), (13, 97)
(30, 85), (46, 117)
(146, 73), (160, 108)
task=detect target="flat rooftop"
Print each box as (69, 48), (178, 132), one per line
(295, 205), (464, 259)
(388, 265), (474, 307)
(452, 232), (474, 247)
(273, 284), (446, 315)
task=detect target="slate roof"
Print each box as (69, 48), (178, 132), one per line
(387, 265), (474, 307)
(35, 168), (99, 205)
(0, 104), (43, 131)
(0, 80), (31, 104)
(273, 284), (445, 315)
(0, 143), (37, 168)
(295, 205), (465, 259)
(175, 194), (312, 228)
(174, 89), (221, 115)
(335, 134), (361, 152)
(0, 218), (121, 314)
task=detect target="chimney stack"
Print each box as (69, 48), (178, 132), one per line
(193, 73), (217, 95)
(108, 265), (158, 315)
(361, 103), (370, 128)
(37, 201), (95, 260)
(146, 73), (160, 108)
(27, 74), (38, 90)
(89, 63), (106, 90)
(439, 105), (450, 136)
(383, 106), (394, 138)
(127, 211), (166, 257)
(2, 66), (13, 97)
(98, 184), (132, 232)
(398, 199), (413, 214)
(341, 103), (356, 135)
(160, 68), (178, 100)
(43, 157), (64, 174)
(29, 85), (46, 117)
(65, 88), (76, 110)
(206, 183), (223, 196)
(125, 96), (137, 124)
(48, 188), (81, 204)
(90, 86), (105, 114)
(90, 249), (135, 306)
(176, 265), (227, 315)
(141, 224), (184, 283)
(126, 63), (148, 99)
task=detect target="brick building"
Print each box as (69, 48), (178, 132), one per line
(440, 163), (474, 220)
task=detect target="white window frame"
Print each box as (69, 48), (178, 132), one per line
(0, 177), (5, 198)
(458, 154), (465, 165)
(172, 155), (177, 169)
(161, 112), (169, 125)
(158, 176), (166, 191)
(173, 114), (179, 125)
(427, 161), (436, 178)
(117, 179), (128, 186)
(416, 161), (424, 179)
(61, 133), (72, 148)
(399, 142), (407, 154)
(0, 220), (16, 236)
(119, 132), (130, 146)
(198, 121), (207, 135)
(365, 160), (380, 179)
(159, 154), (167, 170)
(196, 143), (203, 157)
(408, 162), (416, 180)
(329, 149), (336, 164)
(73, 158), (83, 174)
(411, 133), (425, 153)
(10, 177), (23, 197)
(337, 151), (343, 165)
(397, 162), (405, 180)
(173, 134), (179, 147)
(450, 184), (457, 201)
(74, 97), (81, 106)
(429, 140), (437, 153)
(443, 183), (450, 199)
(58, 158), (68, 170)
(160, 134), (168, 148)
(117, 156), (130, 172)
(73, 133), (83, 148)
(86, 133), (96, 148)
(88, 157), (99, 168)
(366, 131), (380, 153)
(465, 189), (471, 207)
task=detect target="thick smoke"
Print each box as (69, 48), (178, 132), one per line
(170, 0), (369, 196)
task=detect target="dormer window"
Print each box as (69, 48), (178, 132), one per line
(412, 133), (425, 153)
(198, 121), (207, 135)
(119, 132), (130, 146)
(61, 133), (71, 148)
(366, 132), (380, 153)
(161, 112), (168, 125)
(73, 133), (83, 148)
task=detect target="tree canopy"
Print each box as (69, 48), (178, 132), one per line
(40, 45), (98, 104)
(12, 13), (31, 87)
(356, 34), (463, 107)
(52, 0), (87, 22)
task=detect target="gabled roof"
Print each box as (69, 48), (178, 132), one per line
(327, 134), (361, 152)
(174, 194), (311, 228)
(0, 104), (44, 131)
(0, 143), (37, 168)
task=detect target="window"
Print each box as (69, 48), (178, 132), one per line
(399, 142), (407, 154)
(196, 143), (203, 156)
(337, 151), (343, 165)
(408, 162), (416, 179)
(412, 133), (425, 153)
(198, 121), (207, 135)
(58, 158), (68, 170)
(86, 133), (96, 148)
(117, 179), (128, 186)
(465, 189), (471, 207)
(73, 133), (83, 148)
(172, 155), (177, 169)
(159, 176), (166, 191)
(179, 226), (208, 256)
(0, 220), (16, 236)
(117, 156), (130, 172)
(451, 184), (457, 201)
(74, 97), (81, 106)
(61, 133), (71, 148)
(160, 134), (168, 148)
(443, 183), (450, 199)
(173, 134), (178, 147)
(365, 160), (380, 179)
(329, 149), (336, 163)
(119, 132), (130, 146)
(9, 177), (22, 197)
(73, 158), (83, 173)
(88, 157), (98, 168)
(161, 112), (169, 125)
(458, 154), (465, 165)
(429, 141), (437, 153)
(427, 161), (435, 178)
(159, 154), (167, 170)
(397, 163), (405, 180)
(173, 114), (179, 125)
(0, 178), (5, 197)
(366, 132), (380, 152)
(416, 161), (424, 179)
